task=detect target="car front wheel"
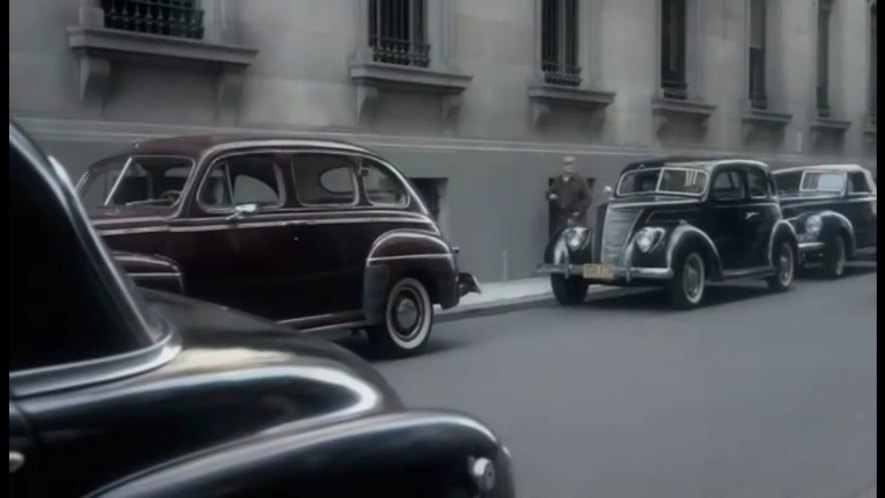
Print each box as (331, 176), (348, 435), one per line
(550, 274), (588, 306)
(766, 241), (796, 291)
(821, 236), (846, 279)
(668, 251), (705, 309)
(368, 277), (433, 358)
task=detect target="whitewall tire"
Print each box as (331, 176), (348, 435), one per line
(368, 277), (433, 358)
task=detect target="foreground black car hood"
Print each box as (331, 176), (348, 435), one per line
(141, 288), (402, 409)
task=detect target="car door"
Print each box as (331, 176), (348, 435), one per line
(706, 167), (755, 269)
(742, 165), (780, 267)
(171, 152), (300, 320)
(845, 171), (877, 249)
(288, 151), (364, 317)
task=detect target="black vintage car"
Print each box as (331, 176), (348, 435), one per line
(9, 121), (513, 497)
(772, 164), (877, 278)
(74, 135), (480, 358)
(538, 158), (799, 308)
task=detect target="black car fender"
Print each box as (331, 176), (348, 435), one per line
(91, 410), (514, 498)
(543, 225), (594, 266)
(767, 219), (801, 264)
(113, 251), (185, 294)
(363, 229), (458, 324)
(793, 210), (856, 257)
(664, 224), (724, 280)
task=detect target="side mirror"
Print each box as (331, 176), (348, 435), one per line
(603, 185), (614, 197)
(228, 203), (259, 220)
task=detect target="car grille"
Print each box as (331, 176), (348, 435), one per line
(600, 207), (642, 265)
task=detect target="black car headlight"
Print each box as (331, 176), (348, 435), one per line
(565, 227), (590, 251)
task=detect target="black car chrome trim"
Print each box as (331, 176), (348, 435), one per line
(367, 254), (454, 263)
(9, 331), (181, 399)
(537, 263), (673, 279)
(798, 241), (825, 251)
(367, 229), (452, 260)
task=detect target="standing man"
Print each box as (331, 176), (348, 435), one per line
(546, 155), (593, 231)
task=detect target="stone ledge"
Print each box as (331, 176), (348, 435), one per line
(67, 27), (258, 66)
(67, 27), (258, 116)
(742, 108), (793, 127)
(527, 83), (615, 128)
(651, 96), (716, 118)
(810, 117), (851, 133)
(348, 61), (472, 123)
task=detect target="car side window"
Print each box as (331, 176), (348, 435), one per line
(291, 153), (357, 206)
(746, 168), (769, 199)
(10, 147), (137, 372)
(848, 172), (872, 194)
(360, 159), (408, 207)
(711, 170), (746, 201)
(200, 154), (283, 211)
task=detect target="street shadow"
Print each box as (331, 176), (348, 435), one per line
(581, 283), (775, 312)
(334, 333), (467, 363)
(798, 262), (877, 280)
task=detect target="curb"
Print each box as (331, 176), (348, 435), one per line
(437, 284), (646, 323)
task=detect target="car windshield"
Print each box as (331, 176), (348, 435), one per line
(79, 156), (194, 209)
(617, 168), (708, 196)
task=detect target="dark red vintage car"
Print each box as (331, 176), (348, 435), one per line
(76, 135), (480, 357)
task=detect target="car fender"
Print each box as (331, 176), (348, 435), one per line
(363, 229), (458, 323)
(90, 410), (514, 498)
(112, 251), (185, 294)
(543, 225), (594, 267)
(665, 224), (724, 280)
(795, 210), (856, 257)
(767, 220), (800, 265)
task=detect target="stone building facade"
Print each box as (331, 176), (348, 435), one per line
(9, 0), (878, 282)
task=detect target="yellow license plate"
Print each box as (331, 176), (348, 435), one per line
(583, 264), (615, 280)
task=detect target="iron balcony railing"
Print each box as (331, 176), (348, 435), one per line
(370, 36), (430, 67)
(542, 62), (582, 87)
(101, 0), (204, 40)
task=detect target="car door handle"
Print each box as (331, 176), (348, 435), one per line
(9, 451), (25, 474)
(744, 212), (760, 221)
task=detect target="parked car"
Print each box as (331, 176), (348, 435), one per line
(9, 121), (512, 497)
(772, 164), (877, 278)
(538, 157), (799, 308)
(74, 135), (480, 357)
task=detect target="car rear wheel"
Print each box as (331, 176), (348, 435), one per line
(766, 241), (795, 291)
(550, 274), (588, 306)
(821, 236), (846, 279)
(368, 277), (433, 358)
(668, 251), (705, 309)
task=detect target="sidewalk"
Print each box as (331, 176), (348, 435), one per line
(436, 277), (626, 322)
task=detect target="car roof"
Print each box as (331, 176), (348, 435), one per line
(772, 164), (868, 175)
(115, 134), (377, 160)
(622, 157), (768, 173)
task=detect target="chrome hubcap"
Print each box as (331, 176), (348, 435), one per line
(683, 254), (704, 301)
(779, 245), (794, 284)
(392, 291), (420, 338)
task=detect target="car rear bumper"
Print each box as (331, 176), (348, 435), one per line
(537, 263), (673, 281)
(457, 272), (482, 297)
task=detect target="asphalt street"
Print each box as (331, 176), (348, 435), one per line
(359, 266), (876, 498)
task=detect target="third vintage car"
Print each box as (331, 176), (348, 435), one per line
(75, 135), (480, 357)
(539, 157), (799, 308)
(772, 164), (877, 278)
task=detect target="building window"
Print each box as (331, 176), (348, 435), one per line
(748, 0), (767, 109)
(101, 0), (204, 40)
(817, 0), (833, 117)
(661, 0), (688, 99)
(368, 0), (429, 67)
(541, 0), (581, 87)
(871, 2), (877, 124)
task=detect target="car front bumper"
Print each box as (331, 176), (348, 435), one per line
(457, 272), (482, 296)
(537, 263), (674, 281)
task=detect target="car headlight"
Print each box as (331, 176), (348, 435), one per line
(565, 227), (590, 251)
(635, 227), (665, 253)
(805, 215), (822, 238)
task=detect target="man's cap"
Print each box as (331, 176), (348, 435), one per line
(562, 155), (576, 165)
